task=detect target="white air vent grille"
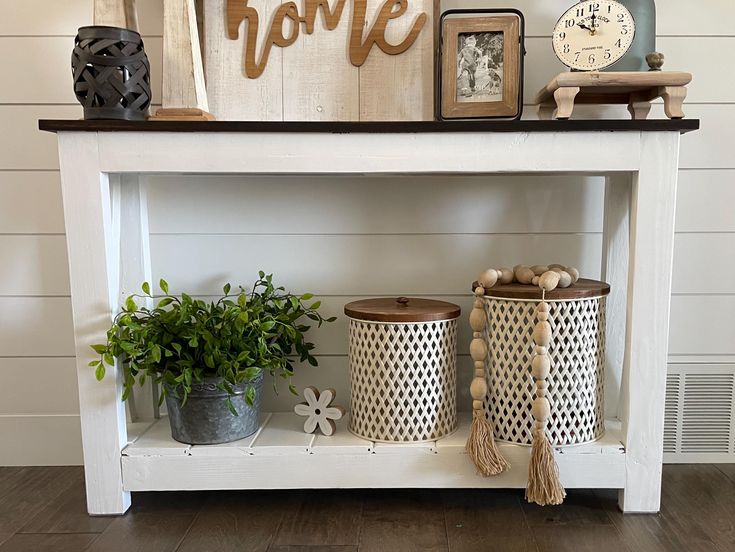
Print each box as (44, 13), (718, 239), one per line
(664, 365), (735, 463)
(663, 374), (681, 454)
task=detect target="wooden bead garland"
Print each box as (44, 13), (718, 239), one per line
(466, 286), (511, 476)
(527, 291), (566, 506)
(468, 263), (578, 506)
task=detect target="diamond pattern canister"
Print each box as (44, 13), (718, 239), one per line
(344, 297), (461, 443)
(479, 279), (610, 446)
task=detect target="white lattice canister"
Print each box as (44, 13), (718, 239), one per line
(345, 297), (461, 443)
(481, 279), (610, 447)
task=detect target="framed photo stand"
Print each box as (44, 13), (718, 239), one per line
(440, 9), (525, 120)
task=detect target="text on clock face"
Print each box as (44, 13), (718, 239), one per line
(552, 0), (635, 71)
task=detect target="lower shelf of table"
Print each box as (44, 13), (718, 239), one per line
(121, 412), (626, 492)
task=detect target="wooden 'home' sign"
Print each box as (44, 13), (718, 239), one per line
(204, 0), (437, 121)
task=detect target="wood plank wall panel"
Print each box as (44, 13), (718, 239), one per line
(2, 0), (734, 463)
(0, 236), (70, 295)
(149, 233), (605, 296)
(146, 175), (606, 234)
(0, 173), (65, 234)
(0, 417), (82, 465)
(203, 0), (285, 121)
(0, 298), (75, 357)
(282, 0), (360, 121)
(0, 358), (79, 415)
(676, 171), (735, 233)
(358, 0), (435, 121)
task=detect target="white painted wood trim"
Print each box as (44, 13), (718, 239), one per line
(95, 131), (641, 174)
(58, 132), (130, 515)
(618, 132), (681, 513)
(601, 173), (631, 419)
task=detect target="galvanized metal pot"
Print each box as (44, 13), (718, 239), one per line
(164, 375), (263, 445)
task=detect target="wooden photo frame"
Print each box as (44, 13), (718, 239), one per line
(440, 12), (524, 120)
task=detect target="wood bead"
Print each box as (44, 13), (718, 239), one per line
(531, 265), (549, 276)
(532, 397), (551, 421)
(539, 271), (560, 292)
(532, 354), (551, 379)
(470, 338), (488, 361)
(473, 299), (484, 309)
(473, 400), (483, 411)
(469, 308), (486, 331)
(557, 270), (572, 288)
(474, 368), (485, 378)
(532, 276), (540, 286)
(474, 361), (485, 370)
(537, 388), (548, 398)
(498, 268), (514, 284)
(473, 332), (481, 338)
(478, 269), (498, 289)
(513, 264), (524, 273)
(549, 263), (566, 270)
(535, 345), (547, 355)
(474, 286), (485, 297)
(515, 266), (535, 284)
(566, 266), (580, 283)
(536, 380), (549, 391)
(533, 321), (552, 347)
(537, 311), (549, 322)
(550, 266), (564, 273)
(538, 302), (550, 313)
(470, 377), (488, 400)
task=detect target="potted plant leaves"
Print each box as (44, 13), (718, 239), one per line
(91, 272), (335, 444)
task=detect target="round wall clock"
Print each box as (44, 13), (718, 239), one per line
(552, 1), (636, 71)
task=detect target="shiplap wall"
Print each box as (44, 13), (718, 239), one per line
(1, 0), (732, 465)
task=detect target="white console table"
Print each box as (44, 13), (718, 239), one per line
(41, 119), (698, 516)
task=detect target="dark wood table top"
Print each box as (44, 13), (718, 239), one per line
(38, 119), (700, 134)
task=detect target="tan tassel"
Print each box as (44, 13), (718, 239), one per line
(466, 284), (509, 475)
(526, 290), (566, 505)
(526, 424), (566, 505)
(467, 409), (510, 475)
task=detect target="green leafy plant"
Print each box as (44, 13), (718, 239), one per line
(91, 272), (336, 412)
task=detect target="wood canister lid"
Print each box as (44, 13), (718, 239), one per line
(473, 278), (610, 300)
(344, 297), (462, 323)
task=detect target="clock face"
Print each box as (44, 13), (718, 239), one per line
(553, 1), (636, 71)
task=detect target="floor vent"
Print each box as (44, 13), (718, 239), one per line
(664, 365), (735, 463)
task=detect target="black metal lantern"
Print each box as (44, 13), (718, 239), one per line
(71, 26), (151, 121)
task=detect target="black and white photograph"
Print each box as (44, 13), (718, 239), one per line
(456, 32), (504, 103)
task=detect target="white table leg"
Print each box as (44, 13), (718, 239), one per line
(601, 173), (632, 421)
(58, 133), (130, 515)
(618, 132), (680, 513)
(116, 175), (158, 421)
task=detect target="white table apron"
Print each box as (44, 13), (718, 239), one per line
(53, 129), (680, 515)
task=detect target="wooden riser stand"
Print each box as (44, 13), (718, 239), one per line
(536, 71), (692, 120)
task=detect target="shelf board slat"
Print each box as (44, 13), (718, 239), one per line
(121, 412), (625, 492)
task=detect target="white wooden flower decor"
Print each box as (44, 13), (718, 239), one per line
(294, 387), (346, 436)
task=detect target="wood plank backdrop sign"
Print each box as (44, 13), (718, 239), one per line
(204, 0), (437, 120)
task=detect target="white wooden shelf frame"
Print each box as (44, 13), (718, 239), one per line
(53, 127), (681, 515)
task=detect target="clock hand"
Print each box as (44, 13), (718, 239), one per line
(577, 22), (594, 34)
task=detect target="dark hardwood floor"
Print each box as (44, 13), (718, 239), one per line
(0, 465), (733, 551)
